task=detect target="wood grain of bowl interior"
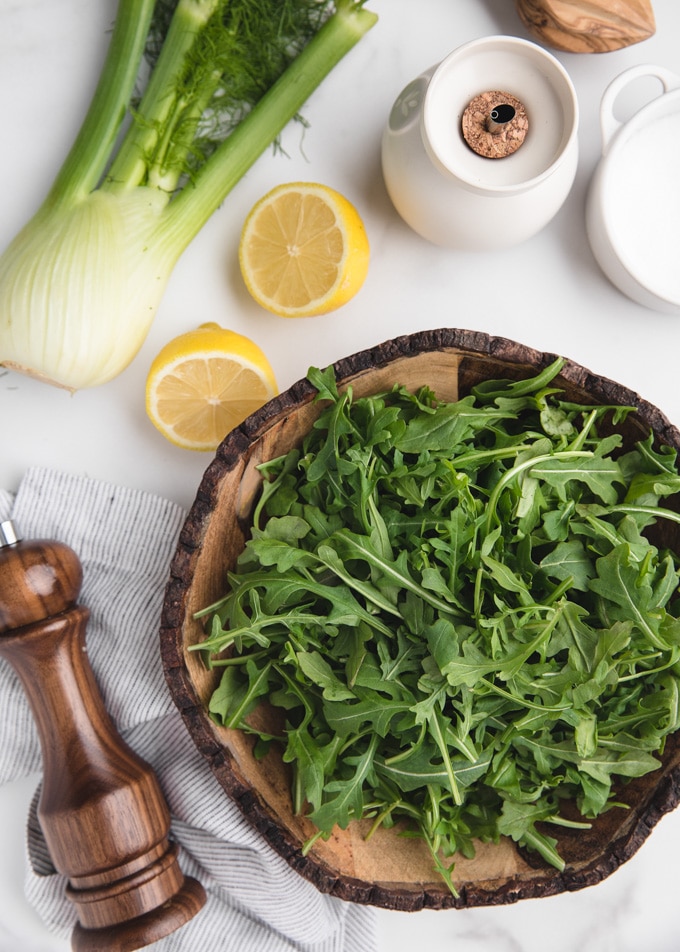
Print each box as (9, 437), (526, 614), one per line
(160, 328), (680, 910)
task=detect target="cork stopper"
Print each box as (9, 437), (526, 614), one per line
(461, 90), (528, 159)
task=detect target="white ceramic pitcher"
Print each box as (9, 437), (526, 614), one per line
(381, 36), (579, 251)
(586, 64), (680, 315)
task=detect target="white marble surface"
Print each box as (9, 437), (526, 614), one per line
(1, 1), (680, 949)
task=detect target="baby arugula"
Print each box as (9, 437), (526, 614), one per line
(194, 358), (680, 893)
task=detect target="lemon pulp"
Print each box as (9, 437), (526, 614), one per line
(145, 323), (277, 451)
(239, 182), (370, 318)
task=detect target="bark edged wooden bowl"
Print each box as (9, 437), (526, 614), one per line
(160, 327), (680, 910)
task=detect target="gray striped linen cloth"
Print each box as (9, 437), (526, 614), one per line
(0, 468), (377, 951)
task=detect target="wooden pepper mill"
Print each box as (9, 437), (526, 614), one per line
(0, 520), (206, 951)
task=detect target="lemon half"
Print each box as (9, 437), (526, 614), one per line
(239, 182), (370, 318)
(145, 323), (278, 451)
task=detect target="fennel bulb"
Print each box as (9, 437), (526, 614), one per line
(0, 0), (377, 391)
(0, 190), (174, 390)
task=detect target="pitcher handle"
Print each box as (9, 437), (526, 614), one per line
(600, 64), (680, 155)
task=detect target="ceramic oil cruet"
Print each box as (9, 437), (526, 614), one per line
(381, 35), (579, 251)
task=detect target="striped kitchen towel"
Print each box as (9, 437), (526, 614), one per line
(0, 468), (377, 951)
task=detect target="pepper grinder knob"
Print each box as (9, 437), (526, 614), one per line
(0, 521), (206, 951)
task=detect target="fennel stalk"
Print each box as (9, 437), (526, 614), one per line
(0, 0), (377, 390)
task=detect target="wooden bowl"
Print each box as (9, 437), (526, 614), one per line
(160, 328), (680, 910)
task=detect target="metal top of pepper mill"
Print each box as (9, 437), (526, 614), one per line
(0, 520), (19, 548)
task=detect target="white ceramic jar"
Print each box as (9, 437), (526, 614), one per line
(586, 64), (680, 315)
(381, 36), (579, 251)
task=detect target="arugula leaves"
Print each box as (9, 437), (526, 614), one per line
(195, 359), (680, 894)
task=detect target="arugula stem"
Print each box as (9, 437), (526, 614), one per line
(478, 677), (569, 713)
(420, 828), (459, 898)
(484, 451), (594, 534)
(545, 815), (592, 830)
(429, 714), (463, 806)
(610, 504), (680, 526)
(543, 576), (574, 605)
(637, 438), (678, 474)
(568, 408), (599, 451)
(618, 650), (679, 682)
(446, 444), (534, 470)
(46, 0), (156, 206)
(364, 800), (402, 841)
(208, 652), (266, 667)
(225, 661), (272, 729)
(328, 533), (461, 617)
(383, 724), (427, 765)
(584, 514), (620, 550)
(301, 829), (326, 856)
(271, 663), (315, 719)
(192, 611), (323, 653)
(520, 829), (565, 871)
